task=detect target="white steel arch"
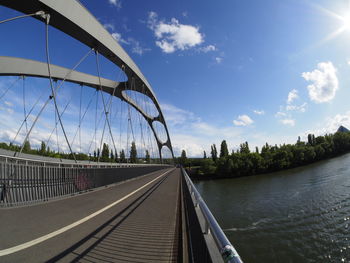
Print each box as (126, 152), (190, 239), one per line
(0, 0), (174, 160)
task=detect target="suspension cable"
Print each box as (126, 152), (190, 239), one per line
(110, 67), (123, 161)
(79, 84), (83, 153)
(0, 76), (21, 102)
(144, 93), (155, 161)
(95, 51), (118, 162)
(135, 84), (147, 157)
(128, 78), (136, 143)
(16, 15), (93, 158)
(70, 89), (97, 149)
(94, 86), (99, 159)
(102, 84), (118, 163)
(125, 79), (136, 162)
(118, 65), (126, 161)
(53, 80), (60, 154)
(44, 15), (76, 162)
(87, 98), (105, 157)
(130, 77), (145, 158)
(0, 11), (45, 25)
(104, 73), (119, 159)
(21, 76), (28, 135)
(11, 84), (47, 145)
(97, 114), (107, 163)
(46, 98), (71, 150)
(119, 92), (124, 160)
(141, 84), (150, 159)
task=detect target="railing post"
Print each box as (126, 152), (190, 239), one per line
(204, 220), (210, 235)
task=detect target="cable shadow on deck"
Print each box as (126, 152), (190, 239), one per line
(47, 173), (174, 263)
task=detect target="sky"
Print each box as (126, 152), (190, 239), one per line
(1, 0), (350, 157)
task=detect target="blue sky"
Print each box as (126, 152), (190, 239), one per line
(1, 0), (350, 157)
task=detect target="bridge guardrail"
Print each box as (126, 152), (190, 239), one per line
(181, 168), (243, 263)
(0, 149), (168, 168)
(0, 160), (170, 207)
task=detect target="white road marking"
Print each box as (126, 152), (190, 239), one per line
(0, 169), (173, 256)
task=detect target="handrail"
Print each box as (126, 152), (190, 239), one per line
(182, 168), (243, 263)
(0, 154), (164, 167)
(0, 149), (168, 168)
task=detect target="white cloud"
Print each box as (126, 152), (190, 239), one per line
(275, 111), (286, 118)
(160, 103), (247, 156)
(286, 102), (307, 113)
(109, 31), (129, 45)
(215, 57), (223, 64)
(108, 0), (121, 8)
(287, 89), (299, 104)
(128, 38), (151, 55)
(148, 12), (204, 53)
(4, 101), (13, 107)
(107, 28), (150, 55)
(161, 103), (198, 125)
(199, 45), (216, 53)
(302, 61), (338, 103)
(253, 110), (265, 115)
(280, 119), (295, 126)
(111, 32), (125, 43)
(303, 111), (350, 137)
(233, 115), (254, 126)
(103, 23), (115, 31)
(324, 112), (350, 133)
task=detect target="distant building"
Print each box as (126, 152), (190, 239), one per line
(337, 125), (350, 133)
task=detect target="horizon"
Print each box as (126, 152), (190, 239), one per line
(1, 0), (350, 157)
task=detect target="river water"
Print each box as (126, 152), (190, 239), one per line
(194, 153), (350, 262)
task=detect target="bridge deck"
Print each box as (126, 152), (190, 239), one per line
(0, 168), (181, 263)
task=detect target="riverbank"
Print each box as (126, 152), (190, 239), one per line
(177, 130), (350, 181)
(187, 150), (350, 181)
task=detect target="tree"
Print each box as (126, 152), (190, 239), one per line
(179, 149), (187, 166)
(130, 141), (137, 163)
(114, 150), (118, 162)
(199, 158), (216, 175)
(39, 141), (46, 155)
(23, 140), (31, 153)
(315, 136), (326, 145)
(110, 149), (114, 162)
(211, 144), (218, 162)
(145, 150), (151, 163)
(240, 142), (250, 154)
(120, 149), (126, 163)
(304, 146), (316, 163)
(220, 140), (229, 158)
(307, 134), (315, 146)
(216, 157), (233, 177)
(314, 144), (325, 160)
(101, 143), (110, 162)
(203, 151), (207, 159)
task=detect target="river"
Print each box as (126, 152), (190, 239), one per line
(194, 153), (350, 262)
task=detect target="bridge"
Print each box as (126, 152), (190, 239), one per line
(0, 1), (243, 262)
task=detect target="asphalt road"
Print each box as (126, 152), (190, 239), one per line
(0, 167), (181, 262)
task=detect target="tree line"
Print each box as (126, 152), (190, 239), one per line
(0, 140), (153, 164)
(177, 130), (350, 178)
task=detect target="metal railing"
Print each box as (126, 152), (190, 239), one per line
(0, 149), (166, 168)
(0, 158), (170, 207)
(182, 168), (243, 263)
